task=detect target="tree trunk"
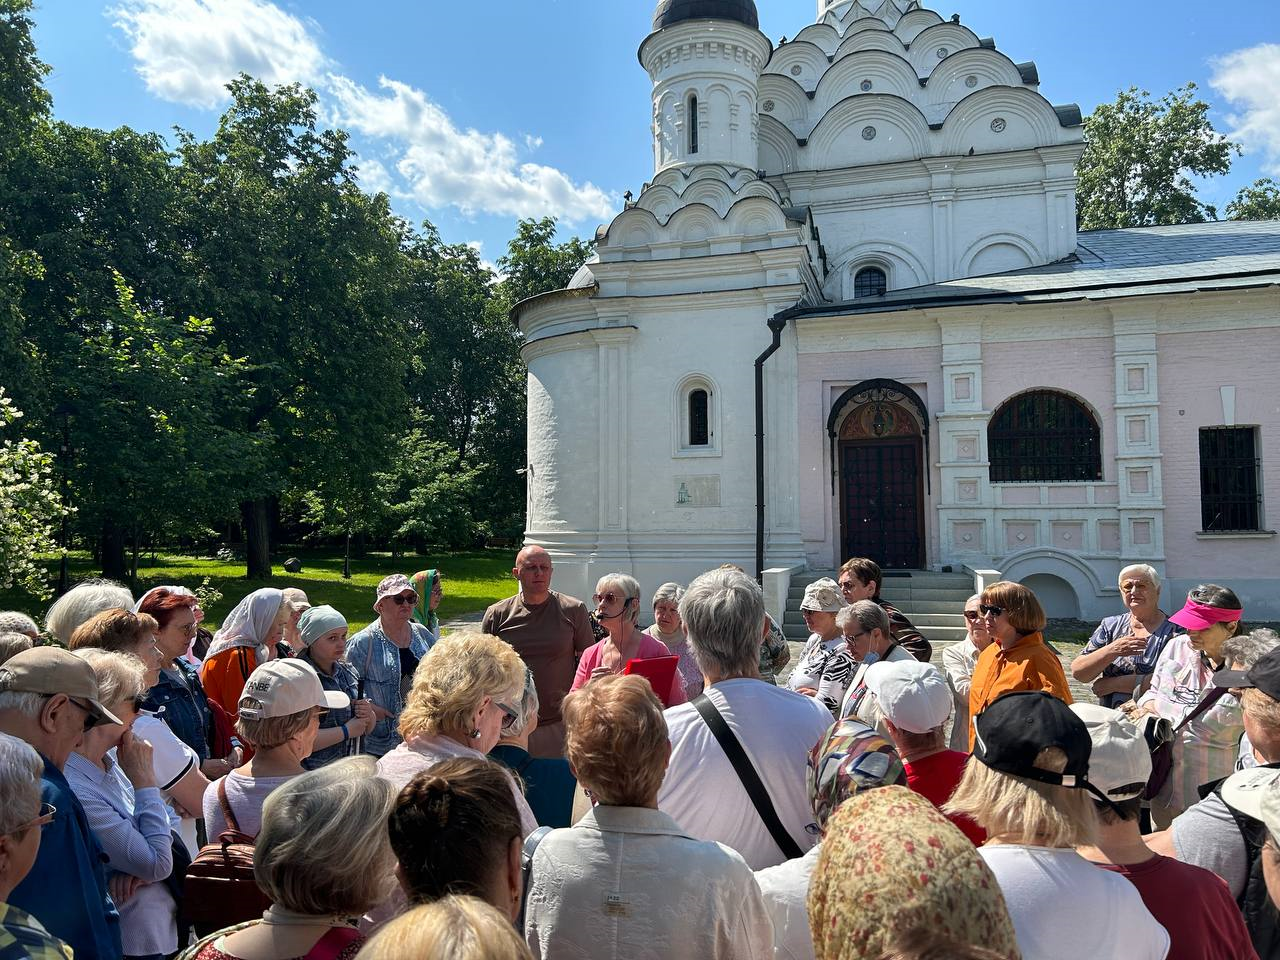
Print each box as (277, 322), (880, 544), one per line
(100, 522), (128, 581)
(241, 498), (272, 579)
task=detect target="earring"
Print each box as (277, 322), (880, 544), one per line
(470, 728), (482, 740)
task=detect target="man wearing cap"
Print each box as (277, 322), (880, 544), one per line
(482, 546), (594, 758)
(866, 660), (985, 845)
(346, 574), (436, 758)
(1073, 703), (1256, 960)
(0, 648), (123, 960)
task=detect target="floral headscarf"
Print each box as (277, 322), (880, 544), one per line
(204, 587), (284, 660)
(411, 570), (439, 634)
(808, 787), (1021, 960)
(808, 717), (905, 831)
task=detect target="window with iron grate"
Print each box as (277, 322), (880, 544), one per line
(1199, 427), (1262, 532)
(988, 390), (1102, 483)
(853, 266), (887, 299)
(688, 389), (709, 446)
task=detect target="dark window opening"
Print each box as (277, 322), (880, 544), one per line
(1200, 427), (1262, 532)
(689, 389), (709, 446)
(989, 390), (1102, 483)
(688, 96), (699, 154)
(854, 266), (887, 299)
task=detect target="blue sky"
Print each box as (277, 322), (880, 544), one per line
(32, 1), (1280, 267)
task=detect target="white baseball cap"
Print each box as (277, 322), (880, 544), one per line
(1070, 703), (1152, 800)
(238, 658), (349, 720)
(1222, 767), (1280, 838)
(864, 660), (951, 734)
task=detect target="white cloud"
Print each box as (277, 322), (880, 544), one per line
(326, 74), (617, 225)
(1211, 43), (1280, 175)
(112, 0), (327, 108)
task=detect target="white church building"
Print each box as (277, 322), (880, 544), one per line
(513, 0), (1280, 626)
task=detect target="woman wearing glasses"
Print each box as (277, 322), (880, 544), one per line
(941, 595), (995, 751)
(570, 574), (688, 706)
(966, 581), (1073, 749)
(376, 631), (538, 836)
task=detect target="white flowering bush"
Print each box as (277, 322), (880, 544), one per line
(0, 388), (65, 598)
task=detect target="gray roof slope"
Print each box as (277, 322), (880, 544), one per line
(784, 219), (1280, 319)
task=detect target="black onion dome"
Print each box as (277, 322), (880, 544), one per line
(652, 0), (760, 30)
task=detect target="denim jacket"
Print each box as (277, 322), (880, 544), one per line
(345, 621), (434, 757)
(142, 659), (211, 762)
(300, 653), (360, 770)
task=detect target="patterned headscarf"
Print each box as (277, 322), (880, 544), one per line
(808, 717), (905, 831)
(808, 787), (1021, 960)
(411, 570), (440, 634)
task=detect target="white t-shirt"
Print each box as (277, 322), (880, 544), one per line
(133, 713), (199, 855)
(658, 679), (833, 870)
(754, 843), (822, 960)
(978, 846), (1170, 960)
(786, 635), (845, 692)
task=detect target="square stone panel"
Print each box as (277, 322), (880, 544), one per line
(952, 521), (984, 551)
(1099, 520), (1121, 552)
(1005, 521), (1038, 551)
(1128, 469), (1151, 496)
(1126, 366), (1147, 393)
(1132, 519), (1153, 545)
(1048, 486), (1087, 505)
(1126, 416), (1149, 445)
(953, 374), (972, 402)
(1001, 486), (1041, 506)
(955, 435), (978, 461)
(956, 479), (979, 502)
(1051, 521), (1085, 551)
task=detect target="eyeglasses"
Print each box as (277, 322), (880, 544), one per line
(388, 594), (417, 607)
(837, 579), (859, 591)
(963, 611), (982, 622)
(844, 630), (871, 642)
(7, 803), (56, 835)
(592, 592), (630, 607)
(65, 697), (102, 732)
(979, 604), (1005, 618)
(496, 701), (520, 731)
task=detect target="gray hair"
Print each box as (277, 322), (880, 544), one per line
(46, 580), (135, 645)
(652, 582), (685, 608)
(0, 691), (45, 719)
(0, 632), (34, 667)
(1119, 564), (1161, 591)
(1222, 629), (1280, 671)
(835, 600), (890, 636)
(72, 649), (147, 708)
(679, 568), (765, 679)
(510, 667), (540, 735)
(0, 612), (39, 638)
(0, 732), (43, 834)
(596, 573), (642, 624)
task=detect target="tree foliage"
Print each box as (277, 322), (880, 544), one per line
(1226, 178), (1280, 222)
(1077, 84), (1239, 230)
(497, 216), (595, 306)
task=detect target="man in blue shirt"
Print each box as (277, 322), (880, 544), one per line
(0, 648), (123, 960)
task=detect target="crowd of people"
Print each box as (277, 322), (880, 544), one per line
(0, 548), (1277, 959)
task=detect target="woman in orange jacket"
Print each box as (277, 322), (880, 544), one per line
(200, 587), (288, 718)
(967, 580), (1072, 748)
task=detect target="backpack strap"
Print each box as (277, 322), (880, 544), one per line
(218, 776), (245, 837)
(692, 693), (803, 860)
(518, 825), (553, 929)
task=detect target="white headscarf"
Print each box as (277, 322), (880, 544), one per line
(205, 587), (284, 660)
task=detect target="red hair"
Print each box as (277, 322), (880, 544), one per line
(139, 588), (198, 629)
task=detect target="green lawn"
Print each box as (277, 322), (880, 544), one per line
(1, 548), (516, 634)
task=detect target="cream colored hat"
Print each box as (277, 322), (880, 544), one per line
(238, 658), (349, 720)
(801, 578), (844, 613)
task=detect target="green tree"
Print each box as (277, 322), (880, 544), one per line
(496, 216), (595, 306)
(1077, 84), (1239, 230)
(1226, 178), (1280, 222)
(0, 388), (64, 598)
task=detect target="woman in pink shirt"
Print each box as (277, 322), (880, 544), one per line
(571, 574), (688, 706)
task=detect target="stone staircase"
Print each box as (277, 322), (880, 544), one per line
(783, 569), (974, 658)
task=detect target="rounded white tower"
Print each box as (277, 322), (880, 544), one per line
(640, 0), (772, 175)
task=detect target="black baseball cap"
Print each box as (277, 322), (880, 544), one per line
(1213, 646), (1280, 700)
(973, 691), (1094, 789)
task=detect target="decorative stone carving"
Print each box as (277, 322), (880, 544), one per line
(990, 117), (1007, 133)
(861, 125), (877, 140)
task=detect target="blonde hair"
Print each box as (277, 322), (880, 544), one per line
(235, 707), (314, 750)
(562, 674), (668, 806)
(1243, 688), (1280, 729)
(71, 649), (147, 708)
(595, 573), (642, 624)
(399, 633), (526, 741)
(358, 896), (533, 960)
(944, 747), (1097, 848)
(254, 756), (396, 916)
(68, 608), (158, 655)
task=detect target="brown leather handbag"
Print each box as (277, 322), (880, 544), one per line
(183, 778), (271, 934)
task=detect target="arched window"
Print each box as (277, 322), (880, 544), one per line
(688, 389), (709, 446)
(688, 95), (699, 155)
(853, 266), (887, 299)
(989, 390), (1102, 483)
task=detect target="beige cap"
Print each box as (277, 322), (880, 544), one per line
(238, 658), (350, 720)
(1070, 703), (1153, 800)
(0, 647), (122, 727)
(801, 578), (844, 613)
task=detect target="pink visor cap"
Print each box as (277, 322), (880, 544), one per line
(1169, 597), (1244, 631)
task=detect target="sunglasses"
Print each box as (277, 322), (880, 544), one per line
(592, 592), (631, 607)
(837, 579), (859, 591)
(387, 594), (417, 606)
(8, 802), (56, 835)
(66, 697), (103, 732)
(496, 701), (520, 731)
(979, 604), (1005, 618)
(963, 611), (982, 622)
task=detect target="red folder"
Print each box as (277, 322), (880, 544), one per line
(623, 656), (679, 707)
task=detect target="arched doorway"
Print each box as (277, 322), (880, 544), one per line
(827, 380), (928, 570)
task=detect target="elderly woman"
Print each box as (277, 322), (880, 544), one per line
(943, 595), (994, 751)
(359, 897), (534, 960)
(296, 606), (375, 771)
(786, 579), (847, 706)
(45, 578), (135, 644)
(946, 691), (1168, 960)
(755, 718), (906, 960)
(200, 588), (287, 719)
(275, 588), (311, 658)
(1071, 564), (1179, 708)
(182, 756), (396, 960)
(376, 631), (536, 835)
(0, 632), (33, 668)
(571, 573), (687, 707)
(389, 757), (524, 918)
(967, 581), (1072, 748)
(65, 650), (178, 960)
(525, 674), (772, 959)
(202, 658), (347, 840)
(490, 668), (577, 828)
(411, 569), (444, 644)
(832, 600), (916, 728)
(345, 575), (436, 758)
(1125, 583), (1246, 828)
(809, 787), (1021, 960)
(644, 582), (702, 700)
(0, 611), (39, 639)
(69, 608), (210, 855)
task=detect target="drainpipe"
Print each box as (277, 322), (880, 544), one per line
(755, 314), (789, 582)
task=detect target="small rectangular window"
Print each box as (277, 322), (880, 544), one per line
(689, 389), (709, 446)
(1199, 426), (1262, 531)
(688, 96), (699, 155)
